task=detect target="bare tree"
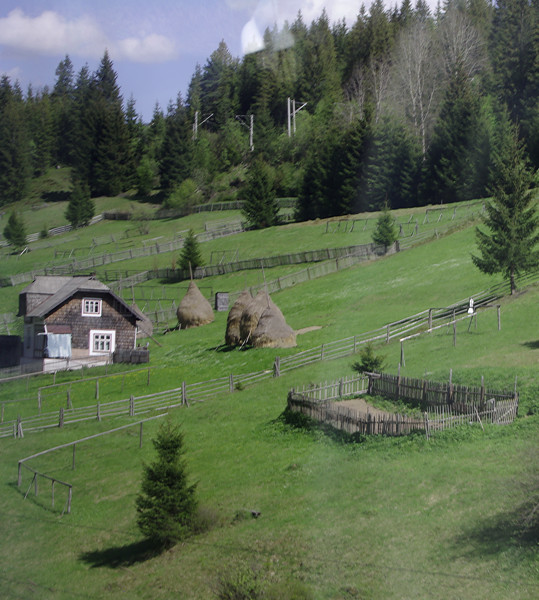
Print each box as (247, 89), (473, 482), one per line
(369, 55), (392, 123)
(344, 63), (368, 118)
(438, 7), (486, 79)
(391, 21), (439, 156)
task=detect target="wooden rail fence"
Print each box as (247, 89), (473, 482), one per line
(17, 414), (166, 514)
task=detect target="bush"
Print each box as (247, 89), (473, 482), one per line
(352, 342), (386, 374)
(216, 563), (263, 600)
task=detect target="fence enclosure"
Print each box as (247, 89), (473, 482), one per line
(287, 372), (519, 439)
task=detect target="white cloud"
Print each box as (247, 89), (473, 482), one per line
(240, 0), (361, 55)
(116, 34), (176, 63)
(0, 9), (176, 63)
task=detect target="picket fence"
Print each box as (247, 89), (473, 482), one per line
(287, 373), (519, 439)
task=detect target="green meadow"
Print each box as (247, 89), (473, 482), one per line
(0, 201), (537, 599)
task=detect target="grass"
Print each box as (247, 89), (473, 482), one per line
(0, 194), (537, 599)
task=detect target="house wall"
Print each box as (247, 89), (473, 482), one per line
(44, 292), (137, 353)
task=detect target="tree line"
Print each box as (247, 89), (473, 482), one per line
(0, 0), (537, 223)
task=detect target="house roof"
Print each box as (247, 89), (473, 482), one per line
(22, 276), (144, 321)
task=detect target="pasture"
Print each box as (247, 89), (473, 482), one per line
(0, 199), (537, 599)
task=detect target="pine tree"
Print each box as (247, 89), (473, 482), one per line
(3, 212), (27, 250)
(241, 158), (279, 229)
(179, 229), (203, 272)
(372, 203), (398, 248)
(472, 126), (539, 294)
(136, 418), (198, 548)
(65, 179), (94, 227)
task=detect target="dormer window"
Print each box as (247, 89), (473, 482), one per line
(82, 298), (102, 317)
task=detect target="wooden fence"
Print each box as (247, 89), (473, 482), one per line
(366, 371), (517, 409)
(287, 372), (519, 439)
(17, 414), (166, 514)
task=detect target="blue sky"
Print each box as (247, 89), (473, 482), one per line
(0, 1), (437, 122)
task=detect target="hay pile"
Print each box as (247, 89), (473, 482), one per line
(227, 289), (296, 348)
(251, 303), (296, 348)
(177, 281), (214, 329)
(225, 290), (252, 346)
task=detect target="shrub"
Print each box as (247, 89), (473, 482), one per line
(352, 342), (386, 374)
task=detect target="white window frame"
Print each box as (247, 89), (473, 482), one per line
(82, 298), (102, 317)
(89, 329), (116, 355)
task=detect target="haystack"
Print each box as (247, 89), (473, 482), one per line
(225, 289), (252, 346)
(239, 290), (273, 343)
(176, 280), (214, 329)
(251, 303), (296, 348)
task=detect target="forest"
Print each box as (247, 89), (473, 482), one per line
(0, 0), (537, 221)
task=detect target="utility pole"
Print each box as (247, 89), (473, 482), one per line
(235, 114), (254, 152)
(287, 97), (307, 137)
(192, 111), (213, 140)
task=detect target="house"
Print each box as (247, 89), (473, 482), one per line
(18, 275), (146, 366)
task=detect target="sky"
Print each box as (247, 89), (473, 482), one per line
(0, 1), (437, 122)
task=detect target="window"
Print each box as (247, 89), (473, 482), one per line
(82, 298), (102, 317)
(89, 330), (115, 355)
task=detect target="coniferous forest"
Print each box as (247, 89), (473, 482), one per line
(0, 0), (537, 222)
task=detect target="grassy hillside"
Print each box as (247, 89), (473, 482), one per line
(0, 198), (537, 599)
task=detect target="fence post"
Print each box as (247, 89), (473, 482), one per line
(129, 395), (135, 417)
(67, 487), (72, 514)
(339, 378), (344, 399)
(17, 415), (23, 438)
(497, 306), (501, 331)
(321, 344), (325, 360)
(139, 422), (143, 448)
(428, 309), (433, 330)
(97, 401), (101, 421)
(273, 356), (280, 377)
(229, 373), (234, 392)
(67, 389), (72, 409)
(424, 412), (430, 440)
(181, 381), (188, 406)
(72, 444), (76, 470)
(480, 375), (485, 404)
(400, 342), (405, 367)
(59, 407), (64, 428)
(95, 379), (99, 400)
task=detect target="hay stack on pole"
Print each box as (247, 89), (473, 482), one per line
(225, 290), (252, 346)
(177, 280), (214, 329)
(239, 290), (272, 344)
(238, 289), (296, 349)
(251, 303), (296, 348)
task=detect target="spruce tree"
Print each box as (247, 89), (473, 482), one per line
(241, 158), (279, 228)
(179, 228), (203, 272)
(65, 179), (94, 227)
(3, 212), (27, 250)
(472, 126), (539, 294)
(136, 418), (198, 548)
(372, 203), (398, 249)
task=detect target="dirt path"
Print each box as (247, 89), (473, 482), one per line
(334, 397), (389, 418)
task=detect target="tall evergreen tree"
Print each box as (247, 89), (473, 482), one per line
(179, 228), (204, 271)
(472, 126), (538, 294)
(160, 95), (192, 194)
(241, 158), (279, 229)
(51, 55), (76, 165)
(0, 76), (31, 206)
(3, 211), (27, 250)
(423, 59), (481, 203)
(136, 418), (198, 548)
(65, 179), (94, 227)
